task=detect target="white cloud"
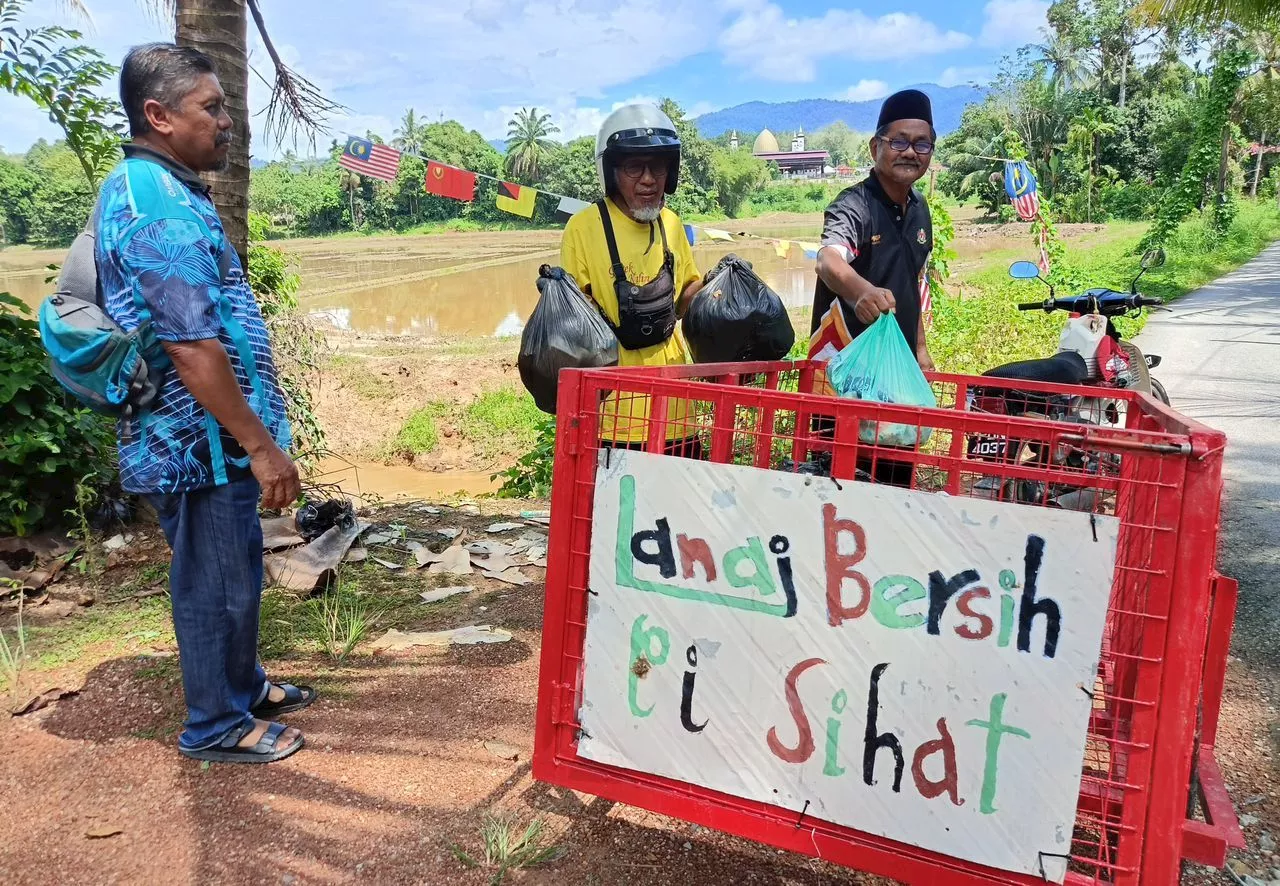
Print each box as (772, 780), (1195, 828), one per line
(979, 0), (1050, 47)
(842, 79), (890, 101)
(938, 66), (994, 87)
(329, 113), (398, 141)
(476, 94), (663, 145)
(383, 2), (718, 119)
(718, 0), (971, 83)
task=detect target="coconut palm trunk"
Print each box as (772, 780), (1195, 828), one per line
(175, 0), (250, 263)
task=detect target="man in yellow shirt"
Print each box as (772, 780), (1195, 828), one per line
(560, 104), (704, 455)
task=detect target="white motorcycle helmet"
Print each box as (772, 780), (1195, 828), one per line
(595, 103), (682, 197)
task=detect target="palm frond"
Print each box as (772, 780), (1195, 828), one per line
(135, 0), (174, 27)
(50, 0), (94, 25)
(248, 0), (346, 148)
(1136, 0), (1280, 27)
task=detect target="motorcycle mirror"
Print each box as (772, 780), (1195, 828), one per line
(1141, 248), (1166, 270)
(1008, 261), (1042, 280)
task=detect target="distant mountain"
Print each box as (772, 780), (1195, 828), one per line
(694, 84), (987, 140)
(488, 139), (507, 154)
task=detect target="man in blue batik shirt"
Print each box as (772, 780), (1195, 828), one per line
(97, 43), (312, 763)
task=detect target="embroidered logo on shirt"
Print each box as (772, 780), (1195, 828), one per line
(917, 228), (927, 245)
(870, 234), (882, 246)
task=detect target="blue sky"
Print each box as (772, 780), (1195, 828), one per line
(0, 0), (1049, 159)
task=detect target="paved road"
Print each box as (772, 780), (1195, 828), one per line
(1136, 242), (1280, 668)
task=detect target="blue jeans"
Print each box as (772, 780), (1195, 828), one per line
(149, 477), (270, 750)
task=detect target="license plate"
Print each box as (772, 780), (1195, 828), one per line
(968, 435), (1008, 459)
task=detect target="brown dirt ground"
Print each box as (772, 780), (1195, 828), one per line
(316, 335), (522, 471)
(0, 503), (897, 886)
(7, 491), (1274, 885)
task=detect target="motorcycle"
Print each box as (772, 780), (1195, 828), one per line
(1000, 247), (1170, 403)
(965, 248), (1169, 510)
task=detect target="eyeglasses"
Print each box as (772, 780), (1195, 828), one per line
(878, 136), (935, 156)
(618, 158), (669, 179)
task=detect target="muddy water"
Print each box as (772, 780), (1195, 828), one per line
(1, 267), (59, 310)
(0, 233), (820, 501)
(313, 458), (497, 504)
(1, 237), (821, 336)
(299, 242), (817, 337)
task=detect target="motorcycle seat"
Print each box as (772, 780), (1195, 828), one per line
(982, 351), (1089, 386)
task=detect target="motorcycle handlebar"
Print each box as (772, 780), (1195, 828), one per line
(1018, 294), (1165, 313)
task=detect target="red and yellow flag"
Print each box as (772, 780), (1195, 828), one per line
(495, 181), (537, 218)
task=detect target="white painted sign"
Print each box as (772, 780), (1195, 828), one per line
(579, 450), (1119, 882)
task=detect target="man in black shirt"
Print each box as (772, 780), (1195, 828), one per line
(809, 89), (937, 486)
(811, 88), (936, 371)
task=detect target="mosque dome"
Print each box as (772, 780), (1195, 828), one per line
(753, 129), (780, 153)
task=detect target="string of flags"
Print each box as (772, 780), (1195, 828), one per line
(337, 134), (824, 255)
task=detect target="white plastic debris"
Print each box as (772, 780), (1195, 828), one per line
(419, 586), (473, 604)
(481, 568), (532, 586)
(370, 624), (511, 651)
(427, 545), (473, 575)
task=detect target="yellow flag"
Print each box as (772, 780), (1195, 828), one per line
(774, 240), (792, 258)
(702, 228), (734, 242)
(496, 181), (537, 218)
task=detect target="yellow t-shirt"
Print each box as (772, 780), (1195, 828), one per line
(560, 198), (701, 443)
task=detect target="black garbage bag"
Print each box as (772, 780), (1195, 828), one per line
(295, 498), (355, 542)
(682, 254), (795, 364)
(519, 265), (619, 414)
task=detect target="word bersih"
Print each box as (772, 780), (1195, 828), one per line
(613, 473), (1066, 814)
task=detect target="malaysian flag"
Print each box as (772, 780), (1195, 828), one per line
(339, 136), (401, 182)
(919, 264), (934, 331)
(1004, 160), (1040, 221)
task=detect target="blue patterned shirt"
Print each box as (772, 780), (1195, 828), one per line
(96, 144), (291, 494)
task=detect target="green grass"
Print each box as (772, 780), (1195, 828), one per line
(303, 577), (380, 660)
(379, 388), (542, 464)
(386, 403), (450, 458)
(461, 389), (543, 460)
(452, 814), (565, 884)
(952, 222), (1147, 286)
(0, 586), (28, 695)
(23, 595), (175, 672)
(930, 200), (1280, 376)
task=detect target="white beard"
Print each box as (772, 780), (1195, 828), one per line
(631, 202), (664, 222)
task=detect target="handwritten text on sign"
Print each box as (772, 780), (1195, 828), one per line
(578, 451), (1118, 882)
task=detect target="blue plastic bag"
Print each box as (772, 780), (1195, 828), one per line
(826, 313), (937, 446)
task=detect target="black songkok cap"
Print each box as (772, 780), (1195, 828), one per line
(876, 89), (933, 130)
